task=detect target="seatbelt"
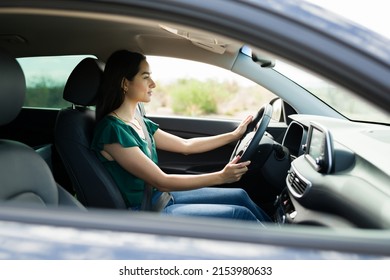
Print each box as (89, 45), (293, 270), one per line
(135, 112), (172, 211)
(135, 112), (153, 211)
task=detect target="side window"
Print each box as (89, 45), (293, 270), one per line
(144, 56), (276, 120)
(17, 55), (95, 109)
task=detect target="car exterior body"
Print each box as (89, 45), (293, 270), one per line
(0, 0), (389, 260)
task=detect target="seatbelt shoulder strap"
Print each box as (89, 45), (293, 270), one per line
(135, 112), (154, 211)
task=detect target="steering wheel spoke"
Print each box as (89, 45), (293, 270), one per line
(230, 104), (273, 162)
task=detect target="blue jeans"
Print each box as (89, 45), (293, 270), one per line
(153, 188), (271, 224)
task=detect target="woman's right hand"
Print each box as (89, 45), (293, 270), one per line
(219, 155), (251, 184)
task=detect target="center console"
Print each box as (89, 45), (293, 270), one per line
(273, 187), (296, 224)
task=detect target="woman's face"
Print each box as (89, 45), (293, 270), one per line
(123, 59), (156, 103)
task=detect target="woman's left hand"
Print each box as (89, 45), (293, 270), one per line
(233, 115), (253, 140)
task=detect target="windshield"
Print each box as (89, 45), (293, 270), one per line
(274, 61), (390, 124)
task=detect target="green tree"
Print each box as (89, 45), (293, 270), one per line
(24, 77), (70, 108)
(169, 79), (233, 116)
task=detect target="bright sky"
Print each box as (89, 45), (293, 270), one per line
(307, 0), (390, 39)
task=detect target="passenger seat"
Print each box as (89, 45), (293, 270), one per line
(0, 48), (85, 209)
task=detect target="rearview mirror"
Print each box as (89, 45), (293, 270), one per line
(240, 45), (275, 68)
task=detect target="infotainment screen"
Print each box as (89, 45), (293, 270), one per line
(305, 122), (333, 173)
(308, 127), (325, 161)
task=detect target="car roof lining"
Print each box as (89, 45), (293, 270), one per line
(0, 8), (242, 70)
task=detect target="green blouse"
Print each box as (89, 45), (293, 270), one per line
(91, 115), (159, 207)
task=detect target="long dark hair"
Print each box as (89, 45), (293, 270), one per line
(96, 50), (146, 122)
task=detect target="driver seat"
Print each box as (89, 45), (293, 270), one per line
(54, 57), (127, 209)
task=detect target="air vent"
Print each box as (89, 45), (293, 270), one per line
(287, 166), (311, 198)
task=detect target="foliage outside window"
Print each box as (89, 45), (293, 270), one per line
(17, 55), (95, 109)
(144, 56), (276, 120)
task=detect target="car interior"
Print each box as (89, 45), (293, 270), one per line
(0, 49), (85, 210)
(0, 4), (389, 233)
(54, 57), (129, 209)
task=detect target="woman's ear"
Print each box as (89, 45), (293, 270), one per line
(121, 78), (129, 93)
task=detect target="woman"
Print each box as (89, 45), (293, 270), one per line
(92, 50), (271, 224)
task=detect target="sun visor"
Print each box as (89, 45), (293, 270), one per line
(160, 24), (227, 54)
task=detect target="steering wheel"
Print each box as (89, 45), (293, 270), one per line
(230, 103), (273, 163)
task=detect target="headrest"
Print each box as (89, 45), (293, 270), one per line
(63, 57), (104, 106)
(0, 50), (26, 126)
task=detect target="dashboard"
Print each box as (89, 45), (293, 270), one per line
(275, 114), (390, 229)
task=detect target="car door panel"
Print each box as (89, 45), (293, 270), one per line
(148, 115), (287, 174)
(0, 107), (58, 148)
(149, 116), (236, 174)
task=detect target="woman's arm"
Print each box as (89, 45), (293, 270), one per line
(154, 115), (253, 155)
(102, 143), (250, 192)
